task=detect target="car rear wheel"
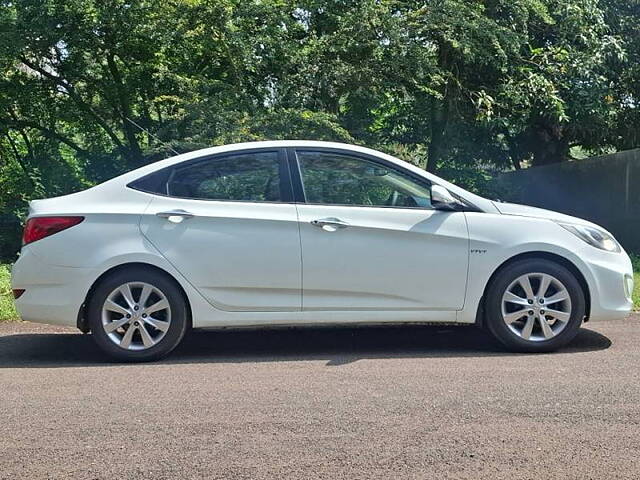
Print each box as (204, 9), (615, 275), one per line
(87, 267), (189, 362)
(485, 259), (586, 352)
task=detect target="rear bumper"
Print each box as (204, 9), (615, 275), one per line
(11, 248), (97, 327)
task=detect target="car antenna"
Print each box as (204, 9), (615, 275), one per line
(125, 117), (180, 156)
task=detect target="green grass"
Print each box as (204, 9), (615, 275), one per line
(1, 255), (639, 323)
(0, 264), (19, 322)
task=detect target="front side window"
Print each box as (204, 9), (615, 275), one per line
(166, 151), (282, 202)
(296, 151), (432, 208)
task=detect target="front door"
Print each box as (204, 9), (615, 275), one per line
(140, 149), (301, 311)
(291, 149), (469, 311)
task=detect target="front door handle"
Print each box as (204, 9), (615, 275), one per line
(311, 217), (350, 231)
(156, 209), (195, 223)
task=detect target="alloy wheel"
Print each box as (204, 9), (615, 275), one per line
(501, 272), (572, 342)
(101, 282), (172, 351)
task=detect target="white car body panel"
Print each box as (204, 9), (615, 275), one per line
(295, 205), (469, 310)
(457, 212), (633, 324)
(494, 201), (600, 225)
(140, 196), (301, 311)
(11, 140), (633, 331)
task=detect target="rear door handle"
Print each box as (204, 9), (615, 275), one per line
(311, 217), (350, 231)
(156, 209), (195, 223)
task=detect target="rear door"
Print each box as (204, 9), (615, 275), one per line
(138, 148), (301, 311)
(290, 148), (469, 311)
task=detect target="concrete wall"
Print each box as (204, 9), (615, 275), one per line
(492, 149), (640, 253)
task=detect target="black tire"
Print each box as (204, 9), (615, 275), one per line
(484, 259), (586, 353)
(88, 267), (189, 362)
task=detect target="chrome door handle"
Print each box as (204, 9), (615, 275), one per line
(311, 217), (350, 231)
(156, 209), (195, 223)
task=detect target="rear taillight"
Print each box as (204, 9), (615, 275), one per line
(22, 216), (84, 246)
(12, 289), (25, 299)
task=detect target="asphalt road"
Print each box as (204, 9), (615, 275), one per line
(0, 316), (639, 479)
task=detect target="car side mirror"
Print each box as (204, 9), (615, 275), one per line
(431, 185), (463, 211)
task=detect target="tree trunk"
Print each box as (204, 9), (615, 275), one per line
(426, 125), (444, 173)
(530, 124), (570, 167)
(106, 53), (143, 167)
(425, 40), (453, 173)
(426, 94), (450, 173)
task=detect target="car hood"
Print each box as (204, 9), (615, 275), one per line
(492, 202), (595, 226)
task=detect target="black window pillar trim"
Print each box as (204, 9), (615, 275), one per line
(285, 147), (306, 203)
(277, 148), (296, 203)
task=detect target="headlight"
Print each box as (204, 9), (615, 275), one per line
(558, 223), (621, 252)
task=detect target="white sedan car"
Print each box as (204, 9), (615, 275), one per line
(11, 141), (633, 361)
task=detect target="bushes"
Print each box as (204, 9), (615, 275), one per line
(0, 264), (19, 322)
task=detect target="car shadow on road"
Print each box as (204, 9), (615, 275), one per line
(0, 324), (612, 368)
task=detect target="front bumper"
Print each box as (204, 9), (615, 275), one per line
(583, 249), (634, 321)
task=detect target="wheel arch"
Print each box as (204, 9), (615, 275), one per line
(476, 251), (591, 327)
(77, 262), (193, 333)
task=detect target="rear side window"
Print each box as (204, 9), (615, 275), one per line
(128, 169), (169, 195)
(129, 151), (286, 202)
(167, 151), (282, 202)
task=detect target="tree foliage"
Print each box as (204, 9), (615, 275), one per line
(1, 0), (639, 258)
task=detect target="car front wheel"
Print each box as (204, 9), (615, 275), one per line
(485, 258), (586, 352)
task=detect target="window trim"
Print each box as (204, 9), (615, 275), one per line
(287, 147), (436, 210)
(127, 148), (295, 204)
